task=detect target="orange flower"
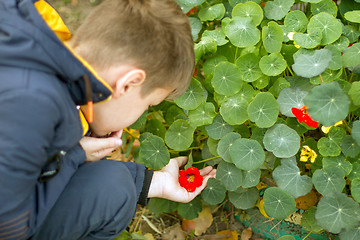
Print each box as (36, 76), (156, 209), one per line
(291, 105), (319, 128)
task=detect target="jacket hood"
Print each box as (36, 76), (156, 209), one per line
(0, 0), (113, 105)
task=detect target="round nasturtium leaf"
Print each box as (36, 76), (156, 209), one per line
(344, 10), (360, 23)
(212, 62), (243, 96)
(259, 53), (287, 76)
(248, 92), (279, 128)
(311, 0), (338, 17)
(203, 29), (229, 46)
(304, 82), (350, 127)
(254, 75), (270, 89)
(145, 119), (166, 139)
(351, 179), (360, 203)
(188, 102), (216, 127)
(217, 132), (241, 163)
(292, 49), (332, 78)
(165, 119), (195, 151)
(242, 168), (261, 188)
(148, 198), (178, 215)
(352, 121), (360, 147)
(139, 135), (170, 170)
(273, 157), (313, 198)
(264, 0), (295, 20)
(341, 135), (360, 158)
(194, 36), (217, 63)
(349, 163), (360, 181)
(342, 25), (360, 44)
(216, 161), (243, 191)
(201, 178), (226, 205)
(318, 137), (342, 157)
(324, 45), (342, 70)
(198, 3), (226, 22)
(229, 138), (265, 171)
(189, 17), (202, 41)
(205, 114), (234, 140)
(223, 16), (261, 48)
(277, 88), (308, 117)
(203, 55), (228, 76)
(220, 95), (249, 125)
(263, 124), (300, 158)
(301, 207), (324, 234)
(284, 10), (308, 32)
(343, 43), (360, 68)
(315, 192), (360, 234)
(232, 1), (263, 26)
(348, 82), (360, 106)
(235, 53), (262, 82)
(312, 168), (345, 196)
(177, 197), (202, 220)
(293, 29), (322, 49)
(323, 155), (352, 176)
(174, 79), (204, 110)
(340, 227), (360, 240)
(228, 187), (259, 209)
(307, 12), (342, 45)
(330, 36), (350, 52)
(262, 21), (283, 53)
(236, 83), (255, 103)
(263, 187), (296, 220)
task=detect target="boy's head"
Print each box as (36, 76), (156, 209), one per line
(72, 0), (195, 136)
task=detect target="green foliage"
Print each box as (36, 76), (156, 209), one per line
(134, 0), (360, 236)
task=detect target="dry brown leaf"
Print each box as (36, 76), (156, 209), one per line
(240, 227), (252, 240)
(144, 233), (155, 240)
(194, 206), (213, 235)
(216, 230), (238, 240)
(295, 189), (319, 210)
(162, 223), (185, 240)
(181, 219), (196, 234)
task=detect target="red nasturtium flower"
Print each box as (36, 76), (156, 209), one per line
(186, 6), (197, 16)
(179, 166), (203, 192)
(291, 105), (319, 128)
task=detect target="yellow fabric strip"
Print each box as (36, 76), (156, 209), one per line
(79, 109), (89, 136)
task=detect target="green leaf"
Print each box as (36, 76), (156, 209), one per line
(284, 10), (309, 32)
(342, 25), (360, 44)
(348, 163), (360, 181)
(341, 135), (360, 158)
(312, 168), (345, 195)
(236, 53), (263, 82)
(175, 0), (205, 12)
(188, 102), (216, 127)
(324, 45), (342, 70)
(130, 111), (148, 129)
(248, 92), (279, 128)
(340, 227), (360, 240)
(263, 124), (300, 158)
(262, 21), (283, 53)
(311, 0), (338, 17)
(293, 29), (322, 49)
(232, 1), (263, 26)
(315, 192), (360, 234)
(352, 121), (360, 147)
(203, 55), (228, 76)
(228, 187), (259, 209)
(165, 119), (195, 151)
(236, 83), (255, 103)
(263, 187), (296, 220)
(242, 168), (261, 188)
(318, 137), (342, 157)
(194, 36), (217, 63)
(348, 82), (360, 106)
(323, 155), (353, 176)
(292, 49), (332, 78)
(351, 179), (360, 203)
(217, 132), (242, 163)
(207, 137), (219, 156)
(205, 114), (234, 140)
(177, 197), (202, 220)
(264, 0), (295, 20)
(304, 82), (350, 127)
(229, 138), (265, 171)
(174, 79), (204, 110)
(212, 62), (243, 96)
(201, 178), (226, 205)
(198, 3), (226, 22)
(307, 12), (342, 45)
(223, 16), (261, 48)
(277, 236), (296, 240)
(189, 17), (202, 41)
(148, 198), (178, 215)
(298, 0), (322, 2)
(273, 157), (313, 198)
(344, 10), (360, 23)
(330, 36), (351, 52)
(220, 95), (249, 125)
(165, 105), (185, 125)
(145, 119), (166, 139)
(269, 77), (290, 97)
(139, 135), (170, 170)
(259, 53), (287, 76)
(343, 43), (360, 68)
(254, 76), (270, 89)
(277, 88), (308, 117)
(203, 29), (229, 46)
(216, 161), (243, 191)
(301, 207), (324, 234)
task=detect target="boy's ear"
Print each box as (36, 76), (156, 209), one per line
(113, 69), (146, 98)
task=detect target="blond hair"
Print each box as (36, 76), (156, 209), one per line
(69, 0), (194, 99)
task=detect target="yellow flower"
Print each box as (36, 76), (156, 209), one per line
(321, 121), (344, 134)
(300, 145), (317, 163)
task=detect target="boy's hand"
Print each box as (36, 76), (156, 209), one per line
(148, 157), (217, 203)
(79, 130), (123, 162)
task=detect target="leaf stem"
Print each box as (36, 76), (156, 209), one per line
(302, 231), (312, 240)
(287, 66), (294, 76)
(193, 155), (220, 164)
(234, 47), (239, 63)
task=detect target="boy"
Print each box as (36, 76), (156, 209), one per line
(0, 0), (216, 239)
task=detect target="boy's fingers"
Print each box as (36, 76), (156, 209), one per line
(199, 166), (213, 176)
(173, 156), (188, 167)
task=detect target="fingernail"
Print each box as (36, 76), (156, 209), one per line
(115, 139), (122, 146)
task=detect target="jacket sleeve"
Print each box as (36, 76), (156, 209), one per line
(0, 88), (84, 240)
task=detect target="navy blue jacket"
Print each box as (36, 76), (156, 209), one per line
(0, 0), (150, 239)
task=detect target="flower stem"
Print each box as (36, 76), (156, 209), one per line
(193, 155), (220, 164)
